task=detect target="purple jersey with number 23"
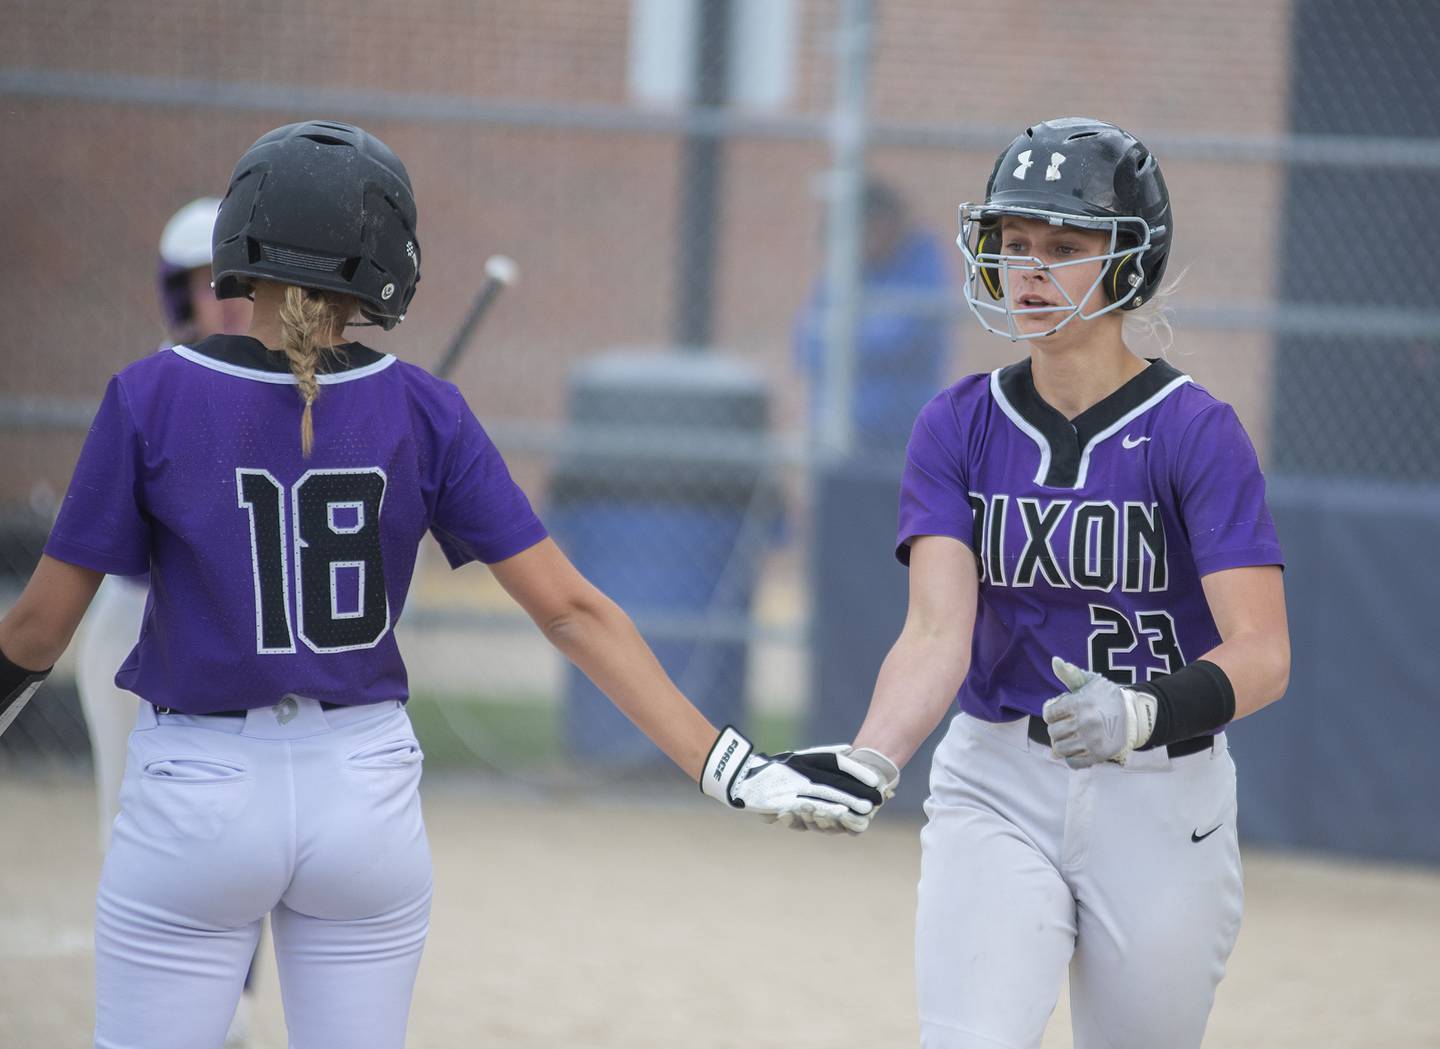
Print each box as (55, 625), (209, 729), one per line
(897, 357), (1283, 723)
(45, 335), (548, 714)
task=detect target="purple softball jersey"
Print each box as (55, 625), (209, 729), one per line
(897, 357), (1283, 722)
(45, 335), (547, 713)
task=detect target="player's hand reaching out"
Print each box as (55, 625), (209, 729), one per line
(771, 745), (901, 833)
(701, 728), (891, 834)
(1041, 656), (1157, 768)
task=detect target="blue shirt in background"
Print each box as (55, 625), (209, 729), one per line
(794, 228), (953, 451)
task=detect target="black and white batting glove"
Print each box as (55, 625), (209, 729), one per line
(701, 727), (885, 834)
(0, 648), (51, 741)
(767, 745), (901, 834)
(1041, 656), (1156, 768)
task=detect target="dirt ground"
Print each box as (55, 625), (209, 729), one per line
(2, 773), (1438, 1049)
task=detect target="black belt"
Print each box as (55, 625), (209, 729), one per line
(1026, 716), (1214, 759)
(154, 701), (349, 718)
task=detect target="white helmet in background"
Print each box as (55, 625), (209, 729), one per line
(156, 197), (222, 335)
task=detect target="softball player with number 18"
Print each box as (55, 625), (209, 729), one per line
(0, 120), (883, 1049)
(804, 119), (1291, 1048)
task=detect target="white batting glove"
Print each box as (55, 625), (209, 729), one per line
(851, 747), (900, 801)
(701, 728), (885, 834)
(1041, 657), (1157, 769)
(770, 745), (902, 834)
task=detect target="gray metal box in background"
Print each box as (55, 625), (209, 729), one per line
(1231, 480), (1440, 864)
(548, 350), (777, 763)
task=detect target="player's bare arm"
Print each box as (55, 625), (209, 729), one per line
(851, 534), (977, 769)
(489, 537), (718, 778)
(0, 555), (102, 736)
(774, 534), (977, 833)
(0, 554), (103, 669)
(489, 537), (885, 829)
(1197, 565), (1290, 719)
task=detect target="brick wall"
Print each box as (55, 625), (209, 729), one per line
(0, 0), (1295, 500)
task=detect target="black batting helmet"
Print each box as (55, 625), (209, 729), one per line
(212, 120), (421, 330)
(958, 117), (1172, 339)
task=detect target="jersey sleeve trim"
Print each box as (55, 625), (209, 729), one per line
(896, 530), (977, 566)
(896, 454), (977, 547)
(42, 534), (149, 577)
(434, 518), (549, 569)
(1194, 544), (1286, 577)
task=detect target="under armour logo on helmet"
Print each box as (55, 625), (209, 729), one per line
(1014, 150), (1067, 181)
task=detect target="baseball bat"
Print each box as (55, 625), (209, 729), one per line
(435, 254), (519, 380)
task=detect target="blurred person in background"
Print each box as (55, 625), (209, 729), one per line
(73, 196), (258, 1048)
(794, 178), (952, 453)
(795, 118), (1290, 1049)
(0, 120), (882, 1049)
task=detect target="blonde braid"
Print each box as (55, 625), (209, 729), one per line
(277, 286), (355, 456)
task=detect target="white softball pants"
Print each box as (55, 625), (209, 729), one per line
(94, 696), (433, 1049)
(916, 713), (1243, 1049)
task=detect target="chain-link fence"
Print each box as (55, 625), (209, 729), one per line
(2, 3), (1437, 805)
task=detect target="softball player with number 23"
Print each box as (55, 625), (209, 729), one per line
(799, 118), (1291, 1049)
(0, 121), (882, 1049)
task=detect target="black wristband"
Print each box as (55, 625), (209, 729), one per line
(1, 647), (51, 735)
(1134, 659), (1235, 749)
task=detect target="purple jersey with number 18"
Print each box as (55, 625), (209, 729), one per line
(45, 334), (548, 714)
(896, 357), (1284, 723)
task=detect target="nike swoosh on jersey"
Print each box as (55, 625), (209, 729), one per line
(1122, 434), (1151, 449)
(1191, 824), (1223, 843)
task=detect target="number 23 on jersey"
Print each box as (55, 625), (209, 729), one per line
(236, 467), (391, 654)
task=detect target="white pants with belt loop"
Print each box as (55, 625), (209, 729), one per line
(916, 712), (1243, 1049)
(94, 695), (433, 1049)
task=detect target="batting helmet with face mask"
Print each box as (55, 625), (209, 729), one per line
(957, 117), (1172, 341)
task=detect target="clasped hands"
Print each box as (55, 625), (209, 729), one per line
(702, 727), (900, 835)
(702, 655), (1154, 835)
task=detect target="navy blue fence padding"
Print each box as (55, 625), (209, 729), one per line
(549, 351), (775, 764)
(1229, 477), (1440, 864)
(1233, 2), (1440, 864)
(555, 501), (756, 762)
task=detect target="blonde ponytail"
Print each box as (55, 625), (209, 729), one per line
(277, 286), (356, 456)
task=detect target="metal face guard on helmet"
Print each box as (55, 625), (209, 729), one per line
(956, 204), (1154, 342)
(958, 117), (1173, 342)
